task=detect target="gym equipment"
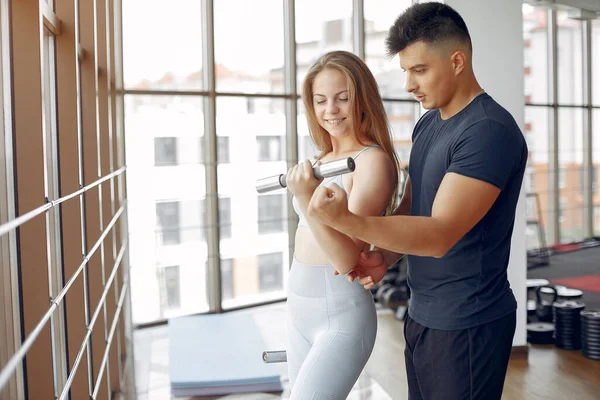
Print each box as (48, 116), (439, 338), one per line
(527, 322), (555, 344)
(256, 157), (355, 193)
(552, 300), (585, 350)
(381, 284), (410, 310)
(527, 299), (537, 323)
(262, 350), (287, 364)
(581, 310), (600, 360)
(169, 313), (282, 396)
(527, 278), (550, 290)
(541, 285), (583, 301)
(535, 285), (558, 322)
(375, 284), (395, 303)
(527, 279), (549, 323)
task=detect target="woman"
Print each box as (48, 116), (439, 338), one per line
(285, 50), (401, 399)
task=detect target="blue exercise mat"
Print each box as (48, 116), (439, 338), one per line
(169, 311), (282, 396)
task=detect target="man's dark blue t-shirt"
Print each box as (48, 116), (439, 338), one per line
(407, 93), (528, 330)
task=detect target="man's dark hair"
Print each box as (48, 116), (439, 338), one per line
(385, 2), (472, 58)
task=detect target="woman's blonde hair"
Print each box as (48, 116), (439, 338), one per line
(301, 50), (401, 214)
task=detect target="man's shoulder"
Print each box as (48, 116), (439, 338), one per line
(456, 97), (524, 144)
(474, 95), (521, 133)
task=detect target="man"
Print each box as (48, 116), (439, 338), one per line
(306, 2), (528, 400)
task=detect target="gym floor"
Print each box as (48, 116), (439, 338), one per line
(527, 245), (600, 310)
(133, 303), (600, 400)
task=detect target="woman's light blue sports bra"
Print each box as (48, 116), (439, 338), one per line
(292, 144), (380, 228)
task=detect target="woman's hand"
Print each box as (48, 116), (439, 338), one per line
(334, 251), (389, 290)
(286, 159), (322, 201)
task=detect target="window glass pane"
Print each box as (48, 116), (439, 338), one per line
(221, 259), (234, 302)
(593, 110), (600, 236)
(385, 101), (416, 167)
(364, 0), (413, 100)
(154, 137), (177, 166)
(593, 20), (600, 106)
(156, 201), (180, 246)
(258, 194), (285, 234)
(125, 95), (208, 324)
(214, 0), (284, 94)
(558, 108), (584, 243)
(154, 136), (204, 167)
(524, 106), (552, 249)
(218, 136), (230, 164)
(295, 0), (353, 93)
(258, 252), (284, 293)
(557, 11), (583, 106)
(159, 266), (181, 313)
(523, 5), (549, 104)
(122, 0), (203, 90)
(219, 197), (232, 239)
(256, 135), (284, 162)
(297, 100), (320, 161)
(217, 97), (289, 309)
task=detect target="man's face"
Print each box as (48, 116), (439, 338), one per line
(398, 41), (457, 110)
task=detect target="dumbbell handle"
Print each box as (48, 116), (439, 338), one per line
(262, 350), (287, 363)
(256, 157), (355, 194)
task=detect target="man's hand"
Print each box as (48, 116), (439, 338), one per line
(333, 250), (389, 290)
(307, 183), (351, 226)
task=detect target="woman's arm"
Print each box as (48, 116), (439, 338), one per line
(295, 149), (396, 274)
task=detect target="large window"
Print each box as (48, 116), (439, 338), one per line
(523, 5), (599, 246)
(125, 94), (208, 323)
(124, 1), (429, 324)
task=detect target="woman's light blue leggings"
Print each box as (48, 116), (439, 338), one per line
(286, 257), (377, 400)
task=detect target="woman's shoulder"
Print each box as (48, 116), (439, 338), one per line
(354, 144), (392, 165)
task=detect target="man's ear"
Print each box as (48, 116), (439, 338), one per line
(451, 50), (467, 76)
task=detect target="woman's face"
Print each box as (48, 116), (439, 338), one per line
(312, 68), (353, 139)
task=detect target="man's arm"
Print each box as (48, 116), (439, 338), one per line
(311, 171), (501, 258)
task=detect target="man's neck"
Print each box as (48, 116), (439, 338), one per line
(439, 83), (484, 120)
